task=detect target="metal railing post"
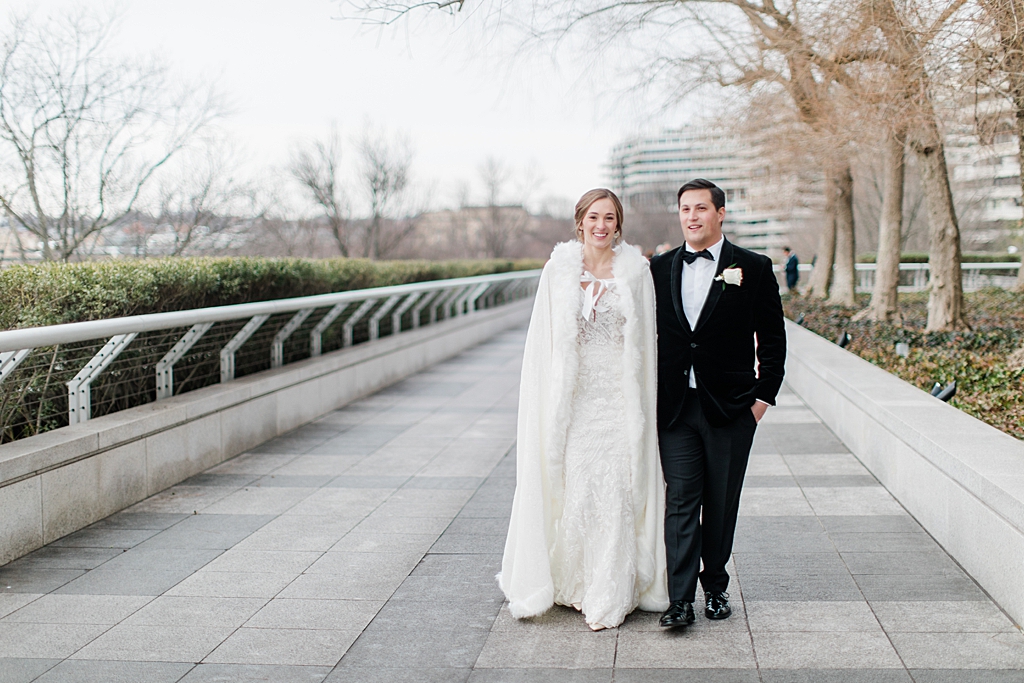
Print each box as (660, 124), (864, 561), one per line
(310, 303), (348, 357)
(156, 322), (213, 400)
(67, 333), (138, 424)
(430, 288), (452, 324)
(368, 295), (403, 341)
(485, 282), (505, 308)
(466, 283), (491, 314)
(432, 286), (466, 324)
(488, 280), (513, 308)
(271, 308), (315, 368)
(0, 349), (32, 387)
(390, 292), (422, 335)
(504, 280), (523, 301)
(342, 298), (379, 347)
(220, 314), (271, 383)
(410, 291), (441, 329)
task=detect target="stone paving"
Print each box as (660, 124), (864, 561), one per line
(2, 326), (1024, 683)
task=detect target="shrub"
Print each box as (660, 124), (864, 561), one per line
(785, 290), (1024, 440)
(0, 257), (543, 443)
(0, 257), (543, 330)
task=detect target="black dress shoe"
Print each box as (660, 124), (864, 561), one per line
(659, 600), (695, 628)
(704, 591), (732, 620)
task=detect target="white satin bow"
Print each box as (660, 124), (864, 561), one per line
(581, 271), (614, 321)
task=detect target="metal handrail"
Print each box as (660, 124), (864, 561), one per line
(0, 270), (538, 353)
(0, 269), (541, 434)
(855, 262), (1020, 271)
(773, 261), (1020, 293)
(773, 262), (1021, 273)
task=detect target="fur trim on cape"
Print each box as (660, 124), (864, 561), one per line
(497, 241), (669, 623)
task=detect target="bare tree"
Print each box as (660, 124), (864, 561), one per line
(477, 156), (531, 257)
(290, 127), (351, 256)
(479, 156), (513, 257)
(640, 1), (863, 305)
(864, 130), (908, 322)
(355, 126), (414, 259)
(837, 15), (915, 322)
(833, 0), (970, 330)
(349, 0), (862, 304)
(0, 7), (219, 261)
(150, 145), (264, 256)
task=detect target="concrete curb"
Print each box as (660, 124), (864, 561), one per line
(784, 319), (1024, 625)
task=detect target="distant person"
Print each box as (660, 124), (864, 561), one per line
(783, 246), (799, 292)
(500, 188), (668, 630)
(655, 242), (672, 255)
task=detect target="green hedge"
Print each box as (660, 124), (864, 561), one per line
(0, 256), (543, 444)
(784, 291), (1024, 441)
(856, 252), (1021, 264)
(0, 257), (543, 331)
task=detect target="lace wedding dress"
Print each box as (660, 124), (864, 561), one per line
(550, 274), (639, 630)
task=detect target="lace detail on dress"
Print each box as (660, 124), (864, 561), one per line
(550, 281), (640, 629)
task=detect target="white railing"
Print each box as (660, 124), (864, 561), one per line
(775, 262), (1020, 292)
(0, 270), (540, 434)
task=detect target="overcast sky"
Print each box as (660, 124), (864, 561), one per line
(9, 1), (690, 215)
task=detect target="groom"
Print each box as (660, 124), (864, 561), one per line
(650, 178), (786, 628)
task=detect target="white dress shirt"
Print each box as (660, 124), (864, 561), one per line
(681, 237), (769, 409)
(681, 237), (724, 388)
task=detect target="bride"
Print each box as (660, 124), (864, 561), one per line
(498, 188), (668, 630)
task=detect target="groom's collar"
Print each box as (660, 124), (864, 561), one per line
(684, 236), (725, 262)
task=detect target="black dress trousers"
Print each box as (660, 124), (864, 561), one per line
(659, 390), (758, 603)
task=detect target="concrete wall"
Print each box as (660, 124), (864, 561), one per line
(785, 320), (1024, 625)
(0, 301), (532, 565)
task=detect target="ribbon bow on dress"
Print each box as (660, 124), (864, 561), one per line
(581, 271), (614, 321)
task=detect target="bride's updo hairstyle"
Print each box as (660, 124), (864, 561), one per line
(574, 188), (624, 244)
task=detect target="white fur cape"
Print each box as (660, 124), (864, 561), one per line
(498, 240), (669, 618)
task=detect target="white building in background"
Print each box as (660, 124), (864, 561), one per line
(946, 123), (1023, 250)
(605, 125), (818, 254)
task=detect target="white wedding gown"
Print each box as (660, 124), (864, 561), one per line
(549, 276), (639, 629)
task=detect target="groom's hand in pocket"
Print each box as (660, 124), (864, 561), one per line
(751, 401), (768, 424)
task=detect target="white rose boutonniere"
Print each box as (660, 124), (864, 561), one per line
(714, 265), (743, 289)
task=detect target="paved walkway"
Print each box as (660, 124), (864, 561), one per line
(2, 327), (1024, 683)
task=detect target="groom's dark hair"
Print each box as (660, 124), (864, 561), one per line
(678, 178), (725, 211)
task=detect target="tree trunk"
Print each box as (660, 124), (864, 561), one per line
(867, 132), (905, 321)
(330, 217), (349, 257)
(809, 167), (838, 299)
(828, 161), (856, 307)
(1014, 93), (1024, 292)
(908, 118), (967, 331)
(365, 216), (380, 259)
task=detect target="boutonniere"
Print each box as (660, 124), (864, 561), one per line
(714, 265), (743, 289)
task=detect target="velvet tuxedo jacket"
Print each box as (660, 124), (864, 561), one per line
(650, 238), (786, 429)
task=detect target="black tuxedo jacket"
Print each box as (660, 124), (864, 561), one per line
(650, 239), (786, 429)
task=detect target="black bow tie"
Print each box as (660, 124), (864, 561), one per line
(681, 248), (714, 265)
